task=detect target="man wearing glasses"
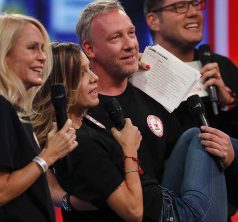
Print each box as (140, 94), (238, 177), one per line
(144, 0), (238, 221)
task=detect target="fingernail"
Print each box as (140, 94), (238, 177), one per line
(146, 64), (150, 69)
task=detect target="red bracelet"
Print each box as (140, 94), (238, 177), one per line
(124, 156), (144, 175)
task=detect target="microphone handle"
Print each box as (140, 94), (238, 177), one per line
(200, 114), (209, 126)
(208, 85), (219, 115)
(199, 116), (223, 171)
(54, 106), (72, 173)
(55, 107), (68, 130)
(104, 98), (125, 130)
(211, 102), (219, 116)
(114, 118), (125, 131)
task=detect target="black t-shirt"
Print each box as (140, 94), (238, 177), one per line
(0, 96), (55, 222)
(57, 120), (163, 222)
(174, 50), (238, 138)
(88, 82), (182, 182)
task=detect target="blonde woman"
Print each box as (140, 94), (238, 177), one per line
(0, 14), (77, 222)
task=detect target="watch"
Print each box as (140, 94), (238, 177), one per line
(61, 193), (72, 212)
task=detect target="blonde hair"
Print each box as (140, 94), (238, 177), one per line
(32, 42), (82, 147)
(0, 13), (52, 115)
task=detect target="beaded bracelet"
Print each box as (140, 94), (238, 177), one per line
(124, 156), (144, 175)
(125, 169), (139, 174)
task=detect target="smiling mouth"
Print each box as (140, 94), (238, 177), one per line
(185, 23), (199, 29)
(89, 88), (98, 97)
(32, 68), (43, 75)
(121, 55), (137, 63)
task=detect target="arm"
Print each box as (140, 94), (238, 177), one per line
(200, 63), (234, 105)
(46, 169), (66, 207)
(0, 120), (77, 206)
(107, 118), (143, 222)
(198, 125), (235, 168)
(47, 169), (97, 211)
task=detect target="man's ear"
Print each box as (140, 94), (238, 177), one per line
(82, 41), (95, 59)
(146, 12), (160, 32)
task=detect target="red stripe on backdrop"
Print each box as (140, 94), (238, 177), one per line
(207, 0), (214, 51)
(229, 0), (238, 66)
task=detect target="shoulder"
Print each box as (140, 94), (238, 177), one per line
(213, 53), (232, 62)
(0, 96), (18, 119)
(0, 95), (13, 109)
(213, 53), (238, 69)
(128, 83), (174, 113)
(77, 122), (117, 152)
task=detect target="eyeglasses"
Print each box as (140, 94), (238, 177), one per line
(152, 0), (206, 14)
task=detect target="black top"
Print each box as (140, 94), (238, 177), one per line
(57, 120), (163, 222)
(174, 50), (238, 138)
(57, 83), (182, 222)
(88, 83), (182, 182)
(0, 96), (55, 222)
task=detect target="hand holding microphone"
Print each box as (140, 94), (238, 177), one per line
(104, 97), (125, 130)
(198, 44), (219, 115)
(187, 94), (229, 170)
(50, 83), (76, 172)
(104, 98), (142, 156)
(199, 44), (234, 113)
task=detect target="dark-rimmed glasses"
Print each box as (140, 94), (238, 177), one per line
(151, 0), (206, 14)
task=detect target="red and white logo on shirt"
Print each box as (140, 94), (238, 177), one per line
(147, 115), (163, 137)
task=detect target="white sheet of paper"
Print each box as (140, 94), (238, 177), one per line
(129, 45), (201, 112)
(182, 61), (208, 101)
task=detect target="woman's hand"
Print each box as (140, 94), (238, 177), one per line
(138, 53), (150, 71)
(39, 119), (78, 166)
(111, 118), (142, 157)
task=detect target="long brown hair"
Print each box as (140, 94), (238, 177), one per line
(32, 42), (82, 147)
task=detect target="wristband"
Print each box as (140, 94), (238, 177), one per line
(32, 156), (48, 173)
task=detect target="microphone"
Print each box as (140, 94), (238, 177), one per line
(104, 97), (125, 130)
(187, 94), (223, 170)
(198, 44), (219, 115)
(187, 94), (209, 126)
(51, 83), (68, 130)
(51, 83), (72, 173)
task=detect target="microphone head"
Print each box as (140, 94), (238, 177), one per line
(51, 83), (68, 130)
(104, 97), (125, 130)
(187, 94), (206, 116)
(198, 44), (212, 65)
(51, 83), (67, 107)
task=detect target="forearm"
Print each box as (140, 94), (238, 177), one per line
(47, 169), (98, 211)
(0, 161), (44, 206)
(109, 119), (143, 221)
(124, 155), (143, 221)
(46, 169), (66, 207)
(107, 153), (143, 222)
